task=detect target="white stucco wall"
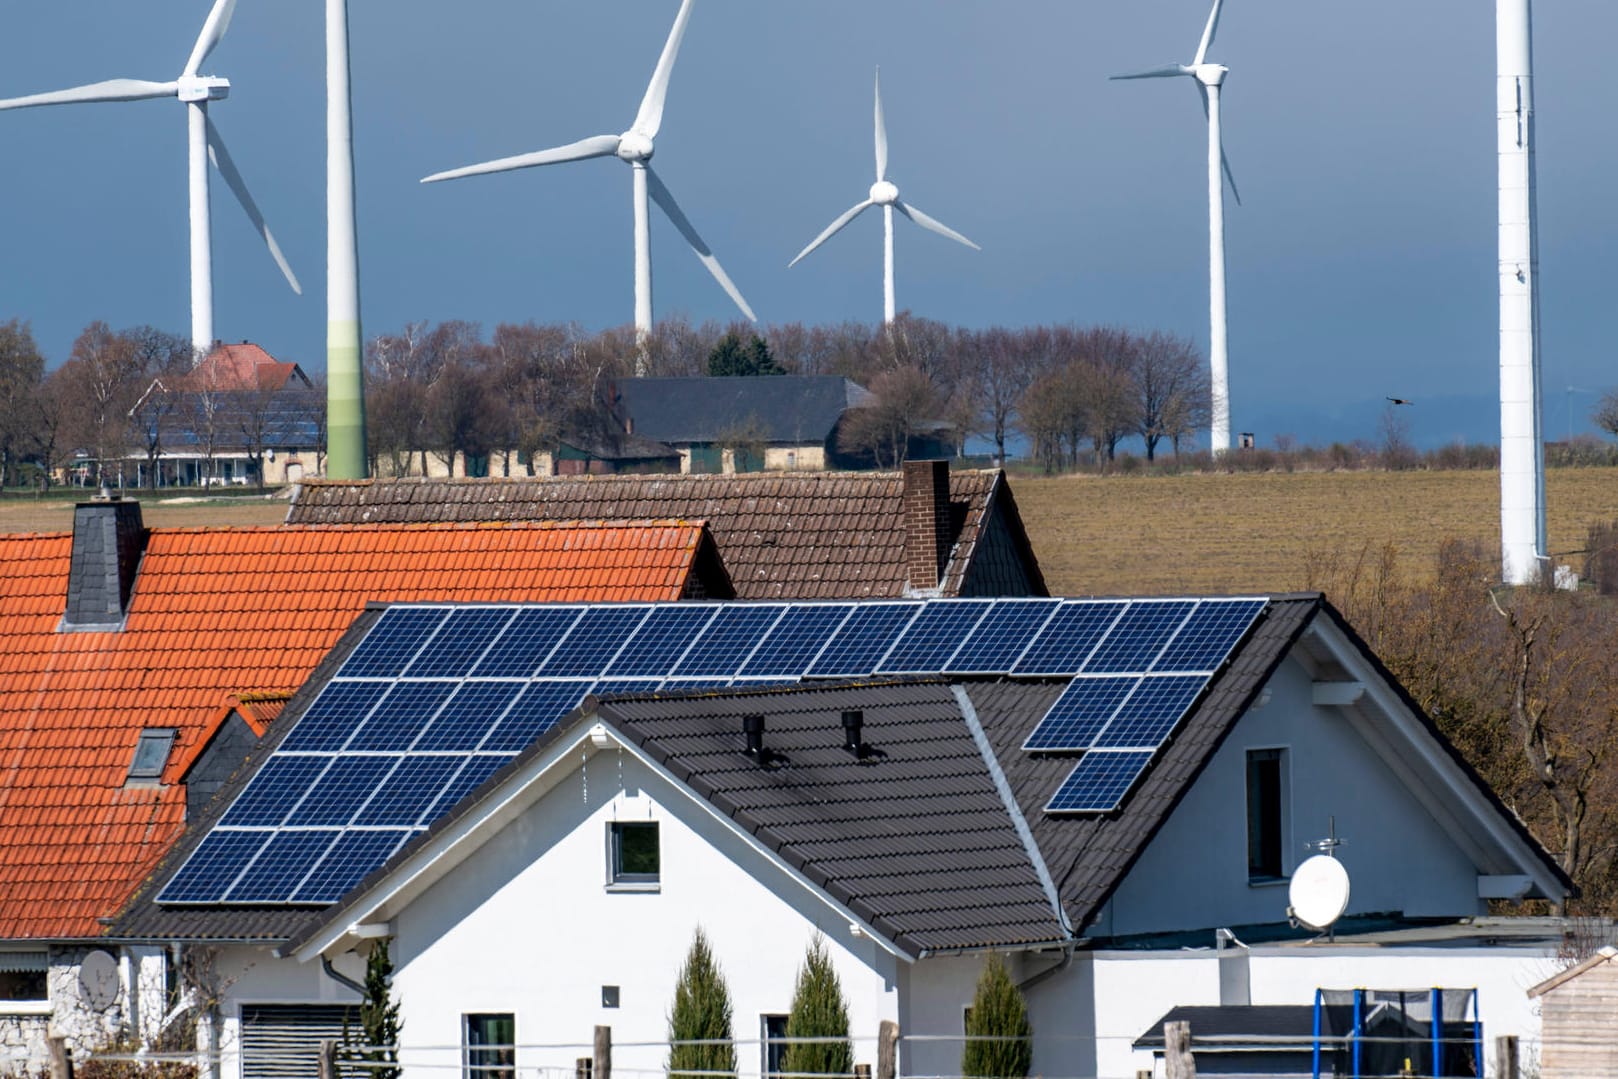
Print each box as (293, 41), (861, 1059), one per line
(1092, 655), (1483, 939)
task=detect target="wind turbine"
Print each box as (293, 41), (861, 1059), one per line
(1112, 0), (1239, 456)
(325, 0), (366, 480)
(0, 0), (300, 361)
(422, 0), (754, 366)
(789, 69), (980, 325)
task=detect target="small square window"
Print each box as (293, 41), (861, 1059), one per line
(609, 821), (660, 887)
(464, 1013), (515, 1079)
(128, 729), (177, 782)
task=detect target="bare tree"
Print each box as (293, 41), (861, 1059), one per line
(1592, 389), (1618, 440)
(56, 321), (148, 487)
(1131, 331), (1207, 462)
(0, 319), (45, 487)
(838, 365), (941, 468)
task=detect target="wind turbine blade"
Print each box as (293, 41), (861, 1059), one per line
(0, 79), (179, 110)
(1193, 0), (1226, 66)
(1109, 65), (1189, 81)
(184, 0), (239, 77)
(895, 201), (980, 251)
(631, 0), (694, 139)
(421, 135), (621, 183)
(645, 165), (756, 321)
(873, 68), (888, 182)
(207, 116), (302, 294)
(788, 200), (874, 267)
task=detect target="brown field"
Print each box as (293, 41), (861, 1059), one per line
(1013, 468), (1618, 596)
(7, 471), (1618, 598)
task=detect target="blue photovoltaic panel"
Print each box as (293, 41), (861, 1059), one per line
(607, 606), (717, 676)
(347, 681), (458, 751)
(729, 678), (797, 688)
(1156, 599), (1266, 672)
(1083, 601), (1196, 674)
(1014, 602), (1126, 675)
(590, 679), (662, 699)
(481, 681), (590, 752)
(537, 607), (650, 676)
(219, 756), (331, 826)
(355, 756), (466, 826)
(1091, 675), (1208, 749)
(287, 755), (400, 825)
(158, 830), (267, 903)
(291, 829), (413, 904)
(472, 606), (584, 677)
(224, 829), (339, 902)
(658, 678), (733, 693)
(278, 680), (390, 752)
(878, 601), (992, 673)
(342, 607), (449, 678)
(1022, 677), (1140, 751)
(675, 605), (786, 676)
(421, 755), (511, 822)
(1045, 750), (1154, 813)
(741, 604), (855, 676)
(414, 681), (524, 752)
(404, 607), (514, 678)
(809, 603), (922, 676)
(948, 599), (1060, 672)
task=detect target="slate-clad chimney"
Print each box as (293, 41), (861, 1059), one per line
(63, 499), (146, 629)
(902, 459), (951, 592)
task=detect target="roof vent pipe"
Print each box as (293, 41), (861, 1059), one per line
(841, 710), (865, 758)
(743, 714), (765, 760)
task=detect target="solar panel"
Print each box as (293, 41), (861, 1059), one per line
(878, 601), (992, 674)
(1014, 602), (1126, 675)
(160, 595), (1272, 904)
(1021, 677), (1141, 752)
(1044, 750), (1154, 813)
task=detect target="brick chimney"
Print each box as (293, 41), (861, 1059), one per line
(62, 499), (146, 630)
(903, 459), (951, 592)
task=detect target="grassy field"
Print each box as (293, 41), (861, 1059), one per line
(7, 470), (1618, 597)
(1013, 468), (1618, 596)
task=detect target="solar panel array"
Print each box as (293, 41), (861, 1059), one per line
(158, 596), (1266, 905)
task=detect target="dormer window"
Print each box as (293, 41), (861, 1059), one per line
(128, 729), (177, 783)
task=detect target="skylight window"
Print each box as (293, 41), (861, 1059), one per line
(128, 729), (177, 782)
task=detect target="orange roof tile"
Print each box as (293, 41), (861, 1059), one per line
(0, 520), (708, 940)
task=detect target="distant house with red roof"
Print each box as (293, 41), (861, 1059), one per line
(0, 499), (728, 1060)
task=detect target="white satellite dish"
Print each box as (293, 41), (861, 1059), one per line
(77, 948), (120, 1011)
(1288, 854), (1351, 932)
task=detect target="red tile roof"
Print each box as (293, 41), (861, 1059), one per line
(0, 521), (711, 940)
(179, 342), (307, 392)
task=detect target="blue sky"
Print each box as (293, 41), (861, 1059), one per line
(0, 1), (1613, 449)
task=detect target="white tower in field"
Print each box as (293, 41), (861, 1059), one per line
(0, 0), (300, 361)
(1497, 0), (1545, 586)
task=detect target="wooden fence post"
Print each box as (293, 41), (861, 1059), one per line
(1163, 1020), (1195, 1079)
(317, 1040), (338, 1079)
(594, 1025), (612, 1079)
(876, 1020), (899, 1079)
(1494, 1035), (1519, 1079)
(46, 1036), (73, 1079)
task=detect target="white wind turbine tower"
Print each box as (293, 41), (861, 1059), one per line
(1112, 0), (1239, 455)
(789, 69), (980, 325)
(0, 0), (300, 361)
(422, 0), (754, 368)
(1497, 0), (1546, 586)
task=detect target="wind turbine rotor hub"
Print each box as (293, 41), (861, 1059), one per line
(1193, 63), (1228, 87)
(177, 75), (230, 103)
(617, 131), (654, 162)
(869, 180), (899, 205)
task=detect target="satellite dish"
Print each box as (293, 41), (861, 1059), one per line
(78, 949), (120, 1011)
(1288, 854), (1351, 932)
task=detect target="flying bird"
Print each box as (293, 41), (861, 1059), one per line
(1387, 397), (1413, 406)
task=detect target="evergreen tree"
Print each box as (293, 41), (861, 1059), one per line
(961, 954), (1031, 1079)
(667, 928), (737, 1079)
(707, 332), (783, 377)
(781, 936), (851, 1077)
(359, 940), (403, 1079)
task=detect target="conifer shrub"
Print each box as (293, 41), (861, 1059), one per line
(357, 940), (402, 1079)
(667, 928), (737, 1079)
(961, 954), (1032, 1079)
(781, 936), (851, 1077)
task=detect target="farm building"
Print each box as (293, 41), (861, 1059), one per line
(111, 591), (1568, 1079)
(288, 460), (1047, 600)
(1528, 945), (1618, 1078)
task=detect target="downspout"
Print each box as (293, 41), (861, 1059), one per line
(1015, 939), (1076, 993)
(321, 953), (365, 996)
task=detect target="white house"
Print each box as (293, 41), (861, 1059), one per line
(111, 594), (1570, 1079)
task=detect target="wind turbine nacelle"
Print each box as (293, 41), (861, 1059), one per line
(869, 180), (899, 206)
(1192, 64), (1228, 87)
(617, 131), (654, 162)
(177, 76), (230, 103)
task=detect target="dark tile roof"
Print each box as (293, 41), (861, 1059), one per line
(609, 376), (869, 445)
(286, 469), (1046, 599)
